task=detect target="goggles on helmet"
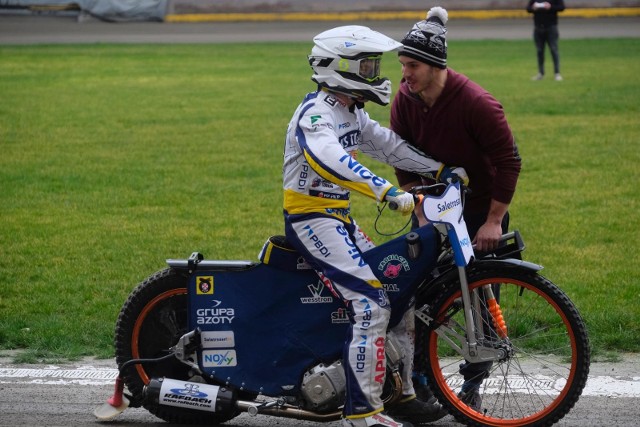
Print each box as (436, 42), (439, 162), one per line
(336, 54), (382, 82)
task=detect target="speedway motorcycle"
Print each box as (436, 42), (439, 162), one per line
(95, 181), (590, 427)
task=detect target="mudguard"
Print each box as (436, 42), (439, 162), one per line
(416, 257), (543, 304)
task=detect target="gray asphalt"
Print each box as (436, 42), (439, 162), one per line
(0, 15), (639, 44)
(1, 354), (639, 426)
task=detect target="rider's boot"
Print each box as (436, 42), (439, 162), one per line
(412, 373), (439, 405)
(342, 412), (414, 427)
(386, 395), (448, 425)
(415, 382), (438, 405)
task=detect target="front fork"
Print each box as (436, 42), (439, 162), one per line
(416, 267), (510, 364)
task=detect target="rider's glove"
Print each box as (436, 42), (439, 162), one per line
(385, 186), (415, 216)
(437, 165), (470, 186)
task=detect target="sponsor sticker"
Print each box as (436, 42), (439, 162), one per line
(159, 378), (220, 412)
(196, 301), (235, 325)
(201, 331), (235, 349)
(196, 276), (214, 295)
(378, 254), (410, 279)
(300, 281), (333, 304)
(331, 307), (350, 324)
(202, 349), (237, 367)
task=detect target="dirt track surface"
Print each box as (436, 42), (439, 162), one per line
(1, 15), (639, 44)
(1, 352), (639, 426)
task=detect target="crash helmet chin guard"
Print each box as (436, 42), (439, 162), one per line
(309, 25), (402, 106)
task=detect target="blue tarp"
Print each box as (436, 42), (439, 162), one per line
(2, 0), (168, 21)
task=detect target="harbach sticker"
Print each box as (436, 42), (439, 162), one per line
(159, 378), (220, 412)
(196, 276), (214, 295)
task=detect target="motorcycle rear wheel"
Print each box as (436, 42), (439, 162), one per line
(417, 266), (590, 427)
(114, 267), (239, 425)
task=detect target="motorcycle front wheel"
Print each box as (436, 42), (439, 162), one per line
(114, 267), (239, 425)
(417, 266), (590, 427)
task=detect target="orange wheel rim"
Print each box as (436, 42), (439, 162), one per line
(131, 288), (187, 384)
(429, 278), (578, 426)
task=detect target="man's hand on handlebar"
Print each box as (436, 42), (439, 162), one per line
(473, 222), (503, 252)
(437, 166), (469, 186)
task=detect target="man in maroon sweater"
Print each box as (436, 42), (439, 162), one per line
(391, 6), (522, 412)
(392, 6), (521, 253)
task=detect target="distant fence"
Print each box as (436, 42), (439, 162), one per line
(166, 7), (640, 23)
(165, 0), (640, 22)
(2, 0), (639, 22)
(167, 0), (640, 14)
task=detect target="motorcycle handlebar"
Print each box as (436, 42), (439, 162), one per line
(388, 181), (469, 211)
(388, 194), (422, 211)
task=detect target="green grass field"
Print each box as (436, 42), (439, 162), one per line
(1, 38), (638, 362)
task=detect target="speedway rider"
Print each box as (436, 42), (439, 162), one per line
(282, 26), (466, 427)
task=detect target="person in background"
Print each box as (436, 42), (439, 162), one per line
(390, 6), (522, 412)
(283, 25), (460, 427)
(527, 0), (566, 81)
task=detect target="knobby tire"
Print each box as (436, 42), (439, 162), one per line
(114, 268), (239, 425)
(417, 266), (590, 427)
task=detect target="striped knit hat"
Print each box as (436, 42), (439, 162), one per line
(399, 6), (448, 69)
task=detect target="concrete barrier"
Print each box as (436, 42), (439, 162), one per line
(165, 8), (640, 23)
(3, 0), (638, 22)
(165, 0), (640, 22)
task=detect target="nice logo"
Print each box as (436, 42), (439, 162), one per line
(338, 155), (387, 187)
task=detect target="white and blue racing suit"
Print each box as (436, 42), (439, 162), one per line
(282, 90), (443, 419)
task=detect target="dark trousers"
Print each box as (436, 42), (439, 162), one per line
(534, 24), (561, 75)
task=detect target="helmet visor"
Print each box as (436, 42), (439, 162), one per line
(337, 55), (382, 82)
(358, 55), (382, 81)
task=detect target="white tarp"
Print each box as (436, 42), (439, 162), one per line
(2, 0), (168, 21)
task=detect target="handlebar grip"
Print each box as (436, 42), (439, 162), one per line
(388, 194), (423, 211)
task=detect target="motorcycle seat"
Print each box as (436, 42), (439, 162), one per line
(258, 235), (313, 272)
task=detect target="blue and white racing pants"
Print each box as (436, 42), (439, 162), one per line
(285, 213), (416, 418)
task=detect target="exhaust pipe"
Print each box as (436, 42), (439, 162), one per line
(144, 377), (342, 422)
(237, 399), (341, 422)
(144, 377), (236, 414)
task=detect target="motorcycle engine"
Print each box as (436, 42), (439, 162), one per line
(300, 360), (346, 412)
(299, 335), (404, 411)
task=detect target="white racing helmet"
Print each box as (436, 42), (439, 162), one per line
(309, 25), (402, 106)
